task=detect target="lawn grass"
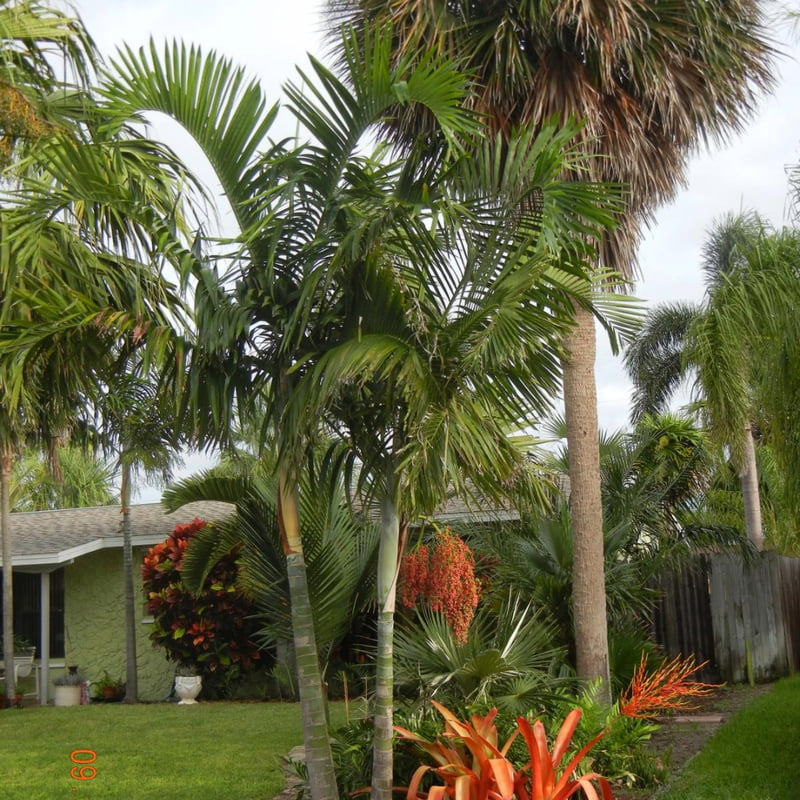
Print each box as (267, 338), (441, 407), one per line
(0, 700), (346, 800)
(658, 673), (800, 800)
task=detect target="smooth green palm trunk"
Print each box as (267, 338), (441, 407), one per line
(371, 490), (400, 800)
(121, 460), (139, 702)
(279, 470), (339, 800)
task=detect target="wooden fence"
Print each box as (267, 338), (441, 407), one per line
(652, 552), (800, 683)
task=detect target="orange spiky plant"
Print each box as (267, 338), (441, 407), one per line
(619, 655), (717, 719)
(395, 655), (717, 800)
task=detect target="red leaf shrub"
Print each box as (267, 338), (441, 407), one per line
(141, 518), (262, 694)
(399, 526), (481, 643)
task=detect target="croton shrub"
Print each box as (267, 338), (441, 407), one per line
(141, 518), (263, 696)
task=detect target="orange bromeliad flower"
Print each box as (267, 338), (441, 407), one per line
(619, 654), (719, 719)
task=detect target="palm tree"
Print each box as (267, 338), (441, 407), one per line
(0, 0), (95, 164)
(0, 117), (201, 703)
(327, 0), (775, 698)
(0, 0), (97, 704)
(0, 327), (103, 700)
(393, 592), (565, 715)
(97, 29), (629, 797)
(10, 445), (116, 510)
(291, 118), (627, 797)
(163, 450), (380, 692)
(95, 365), (184, 703)
(97, 31), (493, 800)
(479, 412), (746, 688)
(624, 213), (800, 550)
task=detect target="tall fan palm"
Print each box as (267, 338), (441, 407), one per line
(326, 0), (775, 697)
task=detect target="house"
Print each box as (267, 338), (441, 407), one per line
(0, 500), (233, 703)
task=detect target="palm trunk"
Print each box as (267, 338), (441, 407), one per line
(740, 424), (763, 551)
(121, 459), (139, 701)
(563, 302), (610, 703)
(278, 466), (339, 800)
(1, 450), (15, 702)
(371, 485), (401, 800)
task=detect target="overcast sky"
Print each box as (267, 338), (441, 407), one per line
(70, 0), (800, 498)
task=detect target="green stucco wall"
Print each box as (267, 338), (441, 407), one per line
(63, 548), (173, 702)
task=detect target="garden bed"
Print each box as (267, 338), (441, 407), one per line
(615, 682), (773, 799)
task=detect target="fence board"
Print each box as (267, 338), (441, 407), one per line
(653, 558), (717, 681)
(653, 552), (800, 684)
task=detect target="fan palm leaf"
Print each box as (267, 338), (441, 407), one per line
(394, 592), (565, 714)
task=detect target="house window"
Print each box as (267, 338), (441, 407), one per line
(0, 570), (65, 658)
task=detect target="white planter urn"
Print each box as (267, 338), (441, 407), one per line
(53, 685), (82, 707)
(174, 675), (202, 705)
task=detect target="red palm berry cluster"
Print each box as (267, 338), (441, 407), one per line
(399, 526), (481, 643)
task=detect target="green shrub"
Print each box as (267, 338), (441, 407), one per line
(545, 682), (667, 790)
(393, 591), (568, 713)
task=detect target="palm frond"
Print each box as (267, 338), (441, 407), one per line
(624, 302), (703, 422)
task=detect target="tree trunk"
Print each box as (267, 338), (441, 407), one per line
(371, 486), (401, 800)
(740, 424), (763, 551)
(278, 467), (339, 800)
(1, 450), (15, 701)
(562, 303), (611, 703)
(121, 459), (139, 702)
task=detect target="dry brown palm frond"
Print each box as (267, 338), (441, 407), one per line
(325, 0), (776, 277)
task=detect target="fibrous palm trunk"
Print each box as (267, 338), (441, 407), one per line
(371, 486), (401, 800)
(562, 303), (610, 703)
(278, 468), (339, 800)
(1, 450), (15, 702)
(121, 459), (138, 701)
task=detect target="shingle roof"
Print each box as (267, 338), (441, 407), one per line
(2, 501), (234, 568)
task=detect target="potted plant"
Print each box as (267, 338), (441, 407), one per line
(0, 634), (35, 656)
(173, 663), (202, 705)
(93, 671), (125, 702)
(53, 666), (86, 707)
